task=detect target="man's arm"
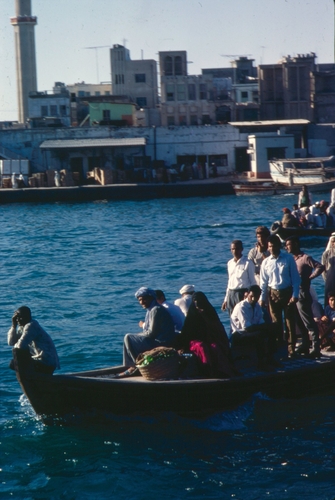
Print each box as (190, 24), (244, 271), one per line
(259, 260), (269, 305)
(308, 255), (325, 280)
(289, 255), (301, 301)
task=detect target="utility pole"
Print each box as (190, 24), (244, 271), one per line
(84, 46), (110, 84)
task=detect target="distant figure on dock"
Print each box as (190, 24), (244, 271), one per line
(54, 171), (61, 187)
(298, 184), (312, 208)
(17, 174), (26, 188)
(11, 173), (18, 189)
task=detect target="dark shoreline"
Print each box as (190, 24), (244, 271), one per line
(0, 179), (235, 204)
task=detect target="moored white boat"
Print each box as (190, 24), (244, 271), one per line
(269, 156), (335, 185)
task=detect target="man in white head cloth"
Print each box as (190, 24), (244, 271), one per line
(123, 287), (176, 367)
(174, 284), (195, 316)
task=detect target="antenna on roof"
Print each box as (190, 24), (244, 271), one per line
(84, 46), (110, 83)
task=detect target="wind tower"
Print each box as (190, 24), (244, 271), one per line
(10, 0), (38, 123)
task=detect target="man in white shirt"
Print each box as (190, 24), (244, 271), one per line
(260, 234), (300, 358)
(174, 284), (195, 316)
(155, 289), (185, 332)
(222, 240), (256, 316)
(231, 285), (277, 370)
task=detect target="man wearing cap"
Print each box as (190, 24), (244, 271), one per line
(248, 226), (270, 285)
(123, 287), (176, 367)
(222, 240), (256, 316)
(174, 284), (195, 316)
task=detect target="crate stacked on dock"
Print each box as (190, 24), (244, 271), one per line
(46, 170), (56, 187)
(94, 168), (114, 185)
(28, 177), (37, 187)
(32, 173), (46, 187)
(60, 169), (74, 187)
(2, 178), (12, 188)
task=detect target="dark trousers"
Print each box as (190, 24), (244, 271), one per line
(296, 288), (319, 346)
(268, 287), (296, 352)
(231, 324), (276, 364)
(226, 288), (248, 316)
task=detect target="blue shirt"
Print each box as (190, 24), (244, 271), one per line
(260, 251), (301, 302)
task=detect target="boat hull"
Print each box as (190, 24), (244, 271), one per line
(12, 348), (335, 424)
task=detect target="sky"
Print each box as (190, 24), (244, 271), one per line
(0, 0), (334, 121)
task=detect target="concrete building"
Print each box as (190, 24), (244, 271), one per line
(66, 82), (112, 98)
(159, 52), (259, 126)
(11, 0), (38, 123)
(110, 44), (159, 110)
(259, 53), (316, 121)
(28, 84), (71, 128)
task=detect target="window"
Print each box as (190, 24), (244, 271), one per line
(188, 84), (196, 100)
(41, 105), (48, 116)
(103, 109), (111, 120)
(104, 91), (111, 95)
(199, 84), (207, 100)
(117, 50), (124, 61)
(174, 56), (182, 75)
(241, 91), (248, 102)
(50, 104), (58, 116)
(177, 84), (186, 101)
(60, 105), (67, 116)
(179, 115), (187, 125)
(164, 56), (173, 76)
(167, 116), (175, 126)
(166, 84), (174, 101)
(135, 73), (146, 83)
(78, 91), (85, 97)
(190, 115), (198, 125)
(85, 92), (90, 96)
(115, 74), (124, 84)
(95, 91), (101, 96)
(136, 97), (147, 107)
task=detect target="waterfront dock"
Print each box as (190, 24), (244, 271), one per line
(0, 178), (236, 204)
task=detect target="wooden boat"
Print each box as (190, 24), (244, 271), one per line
(269, 156), (335, 185)
(232, 178), (335, 196)
(270, 222), (335, 239)
(12, 348), (335, 424)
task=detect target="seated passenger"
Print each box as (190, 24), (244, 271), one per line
(317, 291), (335, 351)
(281, 208), (300, 228)
(175, 291), (239, 378)
(174, 284), (195, 316)
(7, 306), (60, 374)
(123, 287), (177, 367)
(155, 289), (185, 332)
(291, 204), (302, 221)
(230, 285), (277, 370)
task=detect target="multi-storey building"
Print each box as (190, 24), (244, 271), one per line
(259, 53), (316, 121)
(159, 52), (259, 126)
(110, 44), (159, 110)
(66, 82), (112, 98)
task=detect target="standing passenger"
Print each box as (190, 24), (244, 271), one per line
(322, 234), (335, 308)
(285, 236), (324, 358)
(222, 240), (256, 316)
(248, 226), (270, 285)
(260, 234), (300, 358)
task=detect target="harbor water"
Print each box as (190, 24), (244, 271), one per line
(1, 194), (335, 499)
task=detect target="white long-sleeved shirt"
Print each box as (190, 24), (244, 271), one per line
(224, 256), (256, 302)
(260, 251), (301, 302)
(230, 299), (264, 333)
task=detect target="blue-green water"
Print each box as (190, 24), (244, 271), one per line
(1, 194), (335, 499)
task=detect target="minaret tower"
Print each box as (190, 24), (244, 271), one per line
(10, 0), (38, 123)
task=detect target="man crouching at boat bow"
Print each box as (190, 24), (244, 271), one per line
(8, 306), (60, 374)
(123, 287), (177, 367)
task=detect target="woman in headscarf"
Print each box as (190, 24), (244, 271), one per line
(322, 234), (335, 307)
(327, 188), (335, 226)
(176, 291), (238, 378)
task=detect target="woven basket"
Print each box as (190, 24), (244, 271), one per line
(136, 347), (181, 380)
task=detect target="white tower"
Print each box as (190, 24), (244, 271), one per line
(10, 0), (38, 123)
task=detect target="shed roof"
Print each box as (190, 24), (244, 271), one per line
(40, 137), (146, 149)
(229, 119), (310, 127)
